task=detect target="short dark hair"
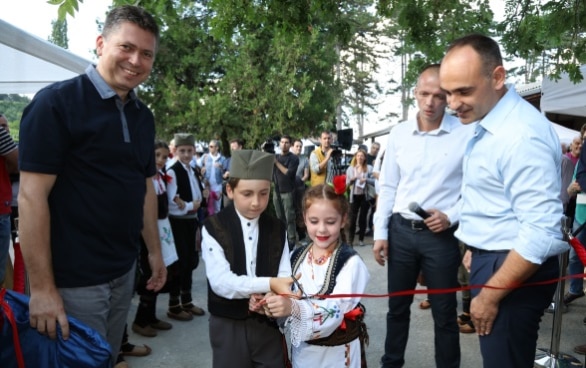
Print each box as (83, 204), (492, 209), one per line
(280, 135), (292, 144)
(103, 5), (160, 47)
(154, 139), (169, 151)
(446, 34), (502, 77)
(229, 138), (244, 147)
(293, 139), (303, 145)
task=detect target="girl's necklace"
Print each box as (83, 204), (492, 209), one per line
(308, 245), (332, 265)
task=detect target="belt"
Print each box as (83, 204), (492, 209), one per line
(397, 214), (427, 231)
(467, 246), (510, 255)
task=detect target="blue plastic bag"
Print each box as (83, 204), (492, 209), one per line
(0, 288), (111, 368)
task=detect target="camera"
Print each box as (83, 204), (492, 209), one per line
(330, 145), (343, 159)
(261, 139), (275, 154)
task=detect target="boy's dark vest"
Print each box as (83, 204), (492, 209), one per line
(204, 204), (286, 319)
(170, 161), (193, 202)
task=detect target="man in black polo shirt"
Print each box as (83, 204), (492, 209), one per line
(18, 5), (166, 363)
(273, 135), (299, 249)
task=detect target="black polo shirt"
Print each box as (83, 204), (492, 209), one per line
(19, 65), (156, 287)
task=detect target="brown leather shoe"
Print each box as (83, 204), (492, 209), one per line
(459, 320), (475, 334)
(131, 323), (157, 337)
(574, 344), (586, 355)
(167, 308), (193, 321)
(419, 299), (431, 310)
(457, 313), (471, 326)
(150, 319), (173, 330)
(182, 303), (206, 316)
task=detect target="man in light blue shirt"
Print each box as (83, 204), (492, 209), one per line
(440, 34), (568, 368)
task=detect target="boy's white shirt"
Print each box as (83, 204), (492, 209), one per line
(202, 208), (291, 299)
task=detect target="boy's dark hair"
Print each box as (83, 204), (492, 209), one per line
(154, 139), (169, 151)
(103, 5), (160, 47)
(227, 177), (241, 190)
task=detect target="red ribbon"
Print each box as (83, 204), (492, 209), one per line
(12, 240), (25, 294)
(0, 288), (25, 368)
(340, 305), (363, 331)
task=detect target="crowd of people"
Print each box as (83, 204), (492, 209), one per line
(1, 4), (585, 368)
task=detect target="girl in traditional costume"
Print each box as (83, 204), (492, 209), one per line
(254, 182), (370, 368)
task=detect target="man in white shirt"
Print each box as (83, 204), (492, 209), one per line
(373, 64), (475, 368)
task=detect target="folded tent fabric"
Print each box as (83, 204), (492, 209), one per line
(0, 288), (111, 368)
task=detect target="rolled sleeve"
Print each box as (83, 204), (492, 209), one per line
(505, 137), (568, 263)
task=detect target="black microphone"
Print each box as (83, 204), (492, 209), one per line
(408, 202), (431, 219)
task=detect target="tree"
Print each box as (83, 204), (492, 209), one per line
(338, 2), (387, 140)
(498, 0), (586, 82)
(48, 18), (69, 49)
(378, 0), (495, 120)
(0, 94), (31, 140)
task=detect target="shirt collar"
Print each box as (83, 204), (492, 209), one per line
(478, 84), (515, 135)
(234, 208), (260, 228)
(411, 112), (455, 135)
(85, 64), (139, 107)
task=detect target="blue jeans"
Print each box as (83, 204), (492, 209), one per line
(0, 214), (12, 284)
(470, 251), (558, 368)
(381, 214), (461, 368)
(568, 219), (586, 294)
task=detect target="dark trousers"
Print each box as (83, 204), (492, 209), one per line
(381, 214), (461, 368)
(168, 217), (198, 297)
(349, 194), (369, 243)
(470, 251), (558, 368)
(209, 315), (289, 368)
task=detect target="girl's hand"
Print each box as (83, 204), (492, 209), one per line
(269, 274), (302, 297)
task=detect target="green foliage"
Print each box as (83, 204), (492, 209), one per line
(48, 0), (82, 21)
(0, 94), (30, 141)
(48, 18), (69, 49)
(498, 0), (586, 82)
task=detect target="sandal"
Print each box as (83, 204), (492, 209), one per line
(120, 342), (152, 357)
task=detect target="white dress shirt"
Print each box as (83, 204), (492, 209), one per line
(373, 113), (476, 241)
(201, 209), (292, 299)
(166, 162), (203, 216)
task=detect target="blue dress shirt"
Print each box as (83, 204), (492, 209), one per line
(455, 85), (568, 264)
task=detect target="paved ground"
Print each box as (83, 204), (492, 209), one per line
(123, 238), (586, 368)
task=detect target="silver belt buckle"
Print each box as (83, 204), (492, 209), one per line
(411, 221), (424, 231)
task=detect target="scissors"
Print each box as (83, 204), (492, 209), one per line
(291, 273), (310, 300)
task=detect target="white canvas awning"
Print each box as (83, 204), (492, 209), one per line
(541, 65), (586, 118)
(0, 19), (91, 94)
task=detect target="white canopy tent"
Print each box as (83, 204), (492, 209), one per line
(541, 64), (586, 119)
(0, 19), (91, 95)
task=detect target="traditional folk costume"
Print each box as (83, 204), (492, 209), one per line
(167, 133), (205, 318)
(286, 242), (370, 368)
(132, 169), (180, 332)
(202, 150), (292, 368)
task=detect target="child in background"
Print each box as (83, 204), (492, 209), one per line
(131, 140), (181, 336)
(201, 150), (295, 368)
(255, 183), (370, 368)
(166, 133), (205, 319)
